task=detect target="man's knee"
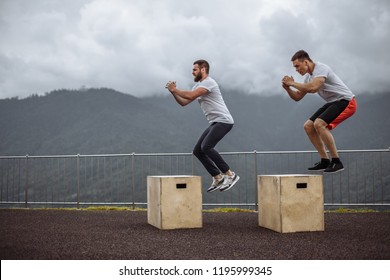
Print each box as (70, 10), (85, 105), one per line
(193, 146), (202, 157)
(304, 120), (315, 134)
(193, 145), (212, 157)
(313, 118), (327, 131)
(200, 144), (213, 154)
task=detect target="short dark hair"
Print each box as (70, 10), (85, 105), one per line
(193, 59), (210, 74)
(291, 50), (313, 62)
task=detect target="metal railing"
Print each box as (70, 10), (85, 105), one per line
(1, 149), (389, 210)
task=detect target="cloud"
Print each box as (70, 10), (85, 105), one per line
(0, 0), (389, 99)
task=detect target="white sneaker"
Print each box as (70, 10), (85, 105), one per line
(207, 176), (225, 193)
(220, 172), (240, 192)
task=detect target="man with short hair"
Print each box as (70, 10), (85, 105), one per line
(282, 50), (357, 173)
(166, 59), (239, 191)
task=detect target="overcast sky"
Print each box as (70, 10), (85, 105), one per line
(0, 0), (389, 99)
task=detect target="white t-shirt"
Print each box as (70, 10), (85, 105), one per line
(304, 62), (355, 102)
(193, 77), (234, 124)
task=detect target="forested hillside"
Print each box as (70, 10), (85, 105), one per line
(1, 88), (389, 156)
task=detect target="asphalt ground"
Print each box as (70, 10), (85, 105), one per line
(1, 209), (389, 260)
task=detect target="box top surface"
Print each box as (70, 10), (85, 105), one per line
(258, 174), (322, 177)
(148, 175), (199, 178)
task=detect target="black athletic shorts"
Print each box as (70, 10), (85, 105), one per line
(309, 98), (357, 130)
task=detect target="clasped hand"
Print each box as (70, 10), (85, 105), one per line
(282, 76), (294, 87)
(165, 81), (176, 92)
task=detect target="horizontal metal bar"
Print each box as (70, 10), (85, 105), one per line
(2, 201), (389, 207)
(324, 203), (390, 207)
(1, 148), (388, 159)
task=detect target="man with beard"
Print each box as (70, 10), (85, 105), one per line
(166, 59), (239, 192)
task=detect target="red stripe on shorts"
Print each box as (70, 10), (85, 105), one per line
(327, 98), (357, 130)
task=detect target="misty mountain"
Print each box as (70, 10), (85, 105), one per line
(0, 88), (389, 156)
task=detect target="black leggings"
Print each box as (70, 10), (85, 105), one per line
(193, 122), (233, 177)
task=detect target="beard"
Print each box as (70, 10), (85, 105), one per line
(193, 72), (202, 82)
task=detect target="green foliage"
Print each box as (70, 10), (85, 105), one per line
(204, 207), (256, 213)
(327, 208), (378, 213)
(83, 206), (146, 211)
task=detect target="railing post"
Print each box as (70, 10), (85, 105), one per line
(77, 154), (80, 209)
(24, 155), (29, 209)
(191, 153), (195, 176)
(254, 150), (258, 212)
(131, 153), (135, 210)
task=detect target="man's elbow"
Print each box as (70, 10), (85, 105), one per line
(179, 99), (192, 106)
(293, 95), (304, 102)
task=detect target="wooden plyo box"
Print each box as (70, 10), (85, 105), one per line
(258, 174), (324, 233)
(147, 175), (202, 230)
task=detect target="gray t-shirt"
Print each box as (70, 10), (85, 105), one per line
(193, 76), (234, 124)
(304, 61), (355, 102)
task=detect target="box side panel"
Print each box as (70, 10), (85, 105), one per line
(147, 177), (162, 228)
(258, 176), (282, 232)
(280, 175), (324, 233)
(160, 176), (202, 229)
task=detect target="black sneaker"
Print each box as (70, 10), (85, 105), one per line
(308, 159), (330, 171)
(324, 162), (344, 173)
